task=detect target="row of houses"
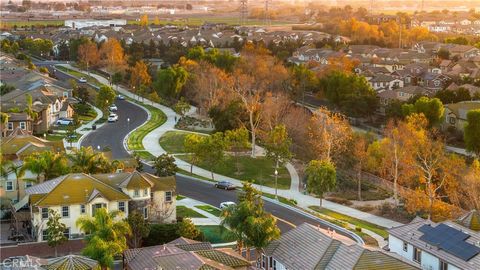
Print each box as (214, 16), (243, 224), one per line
(410, 12), (480, 35)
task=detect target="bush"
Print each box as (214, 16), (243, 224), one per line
(39, 67), (48, 73)
(355, 204), (375, 212)
(355, 226), (362, 232)
(16, 53), (30, 61)
(143, 223), (180, 246)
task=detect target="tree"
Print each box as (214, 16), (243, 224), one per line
(139, 14), (149, 27)
(195, 132), (226, 180)
(402, 97), (444, 127)
(68, 147), (118, 174)
(176, 218), (202, 240)
(437, 48), (450, 60)
(129, 60), (151, 91)
(225, 128), (250, 174)
(46, 210), (67, 257)
(173, 97), (191, 117)
(99, 38), (126, 73)
(6, 161), (26, 202)
(22, 151), (69, 182)
(459, 159), (480, 210)
(307, 108), (352, 163)
(76, 208), (131, 270)
(96, 85), (116, 114)
(305, 159), (336, 207)
(78, 41), (100, 71)
(350, 133), (369, 201)
(126, 211), (150, 248)
(289, 64), (318, 101)
(153, 66), (188, 99)
(263, 125), (293, 197)
(184, 134), (203, 174)
(111, 72), (123, 90)
(464, 109), (480, 157)
(153, 154), (178, 176)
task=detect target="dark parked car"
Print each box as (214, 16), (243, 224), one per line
(215, 181), (236, 190)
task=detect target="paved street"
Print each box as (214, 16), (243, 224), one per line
(80, 99), (148, 159)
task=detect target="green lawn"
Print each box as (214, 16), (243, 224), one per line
(309, 206), (388, 239)
(179, 155), (291, 189)
(176, 206), (206, 218)
(176, 195), (186, 201)
(195, 205), (222, 217)
(176, 168), (215, 182)
(1, 20), (64, 28)
(159, 131), (206, 153)
(262, 193), (297, 206)
(127, 104), (167, 153)
(197, 225), (236, 244)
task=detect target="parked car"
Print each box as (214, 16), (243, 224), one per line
(78, 77), (87, 83)
(117, 95), (125, 100)
(108, 113), (118, 122)
(109, 104), (118, 112)
(220, 201), (236, 210)
(215, 181), (236, 190)
(56, 118), (73, 125)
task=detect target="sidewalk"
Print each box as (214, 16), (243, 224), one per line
(177, 198), (222, 226)
(62, 64), (402, 229)
(64, 104), (103, 150)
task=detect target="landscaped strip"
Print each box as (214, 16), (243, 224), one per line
(55, 66), (104, 88)
(127, 103), (167, 160)
(195, 205), (222, 217)
(309, 206), (389, 239)
(176, 205), (206, 218)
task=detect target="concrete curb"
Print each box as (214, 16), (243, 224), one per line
(122, 99), (152, 155)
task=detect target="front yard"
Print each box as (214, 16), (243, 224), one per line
(159, 130), (206, 153)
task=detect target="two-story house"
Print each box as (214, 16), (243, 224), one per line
(25, 172), (176, 242)
(443, 101), (480, 132)
(369, 74), (404, 91)
(388, 217), (480, 270)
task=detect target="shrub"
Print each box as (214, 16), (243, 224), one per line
(39, 67), (48, 73)
(325, 196), (353, 206)
(355, 226), (362, 232)
(143, 223), (180, 246)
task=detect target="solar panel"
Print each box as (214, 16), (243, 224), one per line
(419, 224), (480, 261)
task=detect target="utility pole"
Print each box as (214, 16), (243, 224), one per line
(240, 0), (248, 26)
(264, 0), (270, 27)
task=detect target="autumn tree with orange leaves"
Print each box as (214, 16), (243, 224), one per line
(129, 61), (151, 90)
(78, 41), (100, 71)
(99, 38), (126, 73)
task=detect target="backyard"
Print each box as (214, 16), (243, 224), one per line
(196, 225), (236, 244)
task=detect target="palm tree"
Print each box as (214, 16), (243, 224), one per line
(76, 208), (131, 270)
(7, 162), (26, 202)
(68, 147), (100, 174)
(22, 151), (69, 182)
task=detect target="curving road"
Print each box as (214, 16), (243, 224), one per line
(79, 96), (363, 243)
(80, 99), (148, 159)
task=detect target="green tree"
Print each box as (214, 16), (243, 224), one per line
(76, 208), (131, 270)
(46, 209), (67, 257)
(464, 109), (480, 157)
(176, 218), (202, 240)
(184, 134), (203, 174)
(153, 153), (178, 177)
(173, 97), (191, 117)
(111, 72), (123, 91)
(126, 211), (150, 248)
(263, 125), (293, 197)
(305, 160), (337, 207)
(290, 64), (318, 101)
(22, 151), (69, 182)
(402, 97), (444, 127)
(154, 66), (188, 99)
(68, 147), (117, 174)
(7, 162), (26, 202)
(96, 86), (116, 114)
(196, 132), (226, 180)
(225, 128), (250, 174)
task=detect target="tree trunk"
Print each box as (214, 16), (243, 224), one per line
(190, 163), (193, 174)
(357, 166), (362, 201)
(211, 170), (215, 181)
(393, 142), (399, 206)
(320, 196), (323, 207)
(54, 246), (58, 257)
(249, 111), (256, 158)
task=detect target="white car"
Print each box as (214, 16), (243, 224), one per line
(78, 77), (87, 83)
(117, 95), (125, 100)
(109, 104), (118, 112)
(219, 201), (236, 210)
(56, 118), (73, 125)
(107, 113), (118, 122)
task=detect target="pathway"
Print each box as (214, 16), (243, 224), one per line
(177, 197), (222, 226)
(60, 64), (402, 229)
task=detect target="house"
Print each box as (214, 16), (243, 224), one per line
(369, 74), (404, 91)
(419, 73), (450, 92)
(388, 217), (480, 270)
(448, 45), (480, 59)
(447, 83), (480, 97)
(0, 129), (65, 203)
(261, 223), (418, 270)
(443, 101), (480, 132)
(1, 86), (74, 136)
(25, 172), (176, 242)
(378, 86), (431, 106)
(457, 210), (480, 232)
(123, 237), (250, 270)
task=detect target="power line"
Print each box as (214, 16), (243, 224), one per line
(240, 0), (248, 26)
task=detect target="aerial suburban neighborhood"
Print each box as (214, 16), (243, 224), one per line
(0, 0), (479, 269)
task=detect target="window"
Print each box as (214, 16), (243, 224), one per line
(440, 260), (448, 270)
(143, 189), (148, 196)
(19, 122), (26, 130)
(118, 201), (125, 212)
(25, 181), (32, 188)
(449, 117), (456, 125)
(92, 203), (106, 216)
(6, 181), (14, 191)
(165, 191), (172, 202)
(261, 254), (266, 269)
(7, 122), (13, 130)
(403, 241), (408, 252)
(61, 206), (69, 218)
(143, 207), (148, 219)
(42, 230), (48, 241)
(413, 247), (422, 263)
(80, 205), (86, 214)
(41, 208), (49, 219)
(63, 228), (70, 239)
(134, 189), (139, 197)
(434, 80), (441, 87)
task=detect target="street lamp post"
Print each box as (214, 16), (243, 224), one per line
(97, 145), (101, 151)
(274, 165), (278, 200)
(127, 118), (130, 129)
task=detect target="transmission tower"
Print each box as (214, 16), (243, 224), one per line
(264, 0), (270, 27)
(240, 0), (248, 26)
(369, 0), (374, 14)
(421, 0), (425, 12)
